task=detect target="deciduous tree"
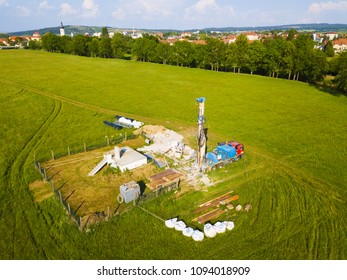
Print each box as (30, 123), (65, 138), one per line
(101, 27), (109, 38)
(155, 42), (171, 64)
(72, 35), (88, 56)
(99, 37), (112, 58)
(111, 33), (128, 59)
(171, 40), (194, 67)
(293, 34), (315, 81)
(41, 32), (60, 52)
(324, 41), (335, 57)
(334, 52), (347, 92)
(235, 34), (249, 73)
(247, 41), (265, 75)
(89, 37), (99, 57)
(226, 43), (238, 73)
(205, 37), (226, 71)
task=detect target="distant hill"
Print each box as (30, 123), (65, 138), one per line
(199, 23), (347, 33)
(9, 25), (105, 36)
(8, 23), (347, 36)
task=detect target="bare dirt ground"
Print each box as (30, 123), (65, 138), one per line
(32, 126), (213, 221)
(29, 180), (53, 202)
(136, 125), (213, 187)
(37, 138), (156, 216)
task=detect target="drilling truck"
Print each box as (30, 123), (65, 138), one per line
(204, 141), (244, 171)
(195, 96), (244, 172)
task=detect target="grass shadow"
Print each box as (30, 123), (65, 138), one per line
(137, 180), (147, 195)
(65, 189), (76, 202)
(75, 200), (85, 214)
(310, 84), (346, 97)
(58, 180), (68, 190)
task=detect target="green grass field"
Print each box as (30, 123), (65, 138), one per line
(0, 50), (346, 260)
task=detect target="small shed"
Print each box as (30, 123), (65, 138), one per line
(110, 146), (147, 172)
(147, 169), (185, 196)
(119, 181), (140, 204)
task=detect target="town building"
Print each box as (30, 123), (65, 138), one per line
(332, 38), (347, 53)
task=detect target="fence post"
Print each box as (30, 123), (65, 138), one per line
(67, 203), (71, 215)
(58, 190), (62, 202)
(51, 150), (55, 160)
(68, 146), (70, 156)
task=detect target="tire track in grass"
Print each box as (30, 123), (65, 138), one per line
(2, 77), (345, 259)
(0, 77), (191, 130)
(284, 169), (343, 258)
(233, 159), (345, 259)
(0, 77), (342, 192)
(4, 98), (62, 258)
(1, 77), (129, 117)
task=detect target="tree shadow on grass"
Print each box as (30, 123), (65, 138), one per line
(137, 180), (147, 195)
(310, 84), (346, 97)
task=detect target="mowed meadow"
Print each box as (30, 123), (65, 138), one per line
(0, 50), (346, 259)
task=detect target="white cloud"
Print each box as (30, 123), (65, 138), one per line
(16, 6), (31, 17)
(111, 0), (182, 21)
(82, 0), (100, 18)
(190, 0), (217, 12)
(308, 1), (347, 13)
(38, 1), (54, 11)
(134, 0), (174, 16)
(184, 0), (235, 23)
(110, 0), (237, 28)
(0, 0), (9, 8)
(60, 3), (78, 17)
(112, 8), (126, 20)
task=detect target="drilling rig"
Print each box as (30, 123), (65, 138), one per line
(195, 97), (245, 172)
(196, 97), (206, 171)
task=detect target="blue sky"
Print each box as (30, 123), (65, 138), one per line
(1, 0), (347, 32)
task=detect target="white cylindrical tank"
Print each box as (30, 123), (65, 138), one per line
(114, 146), (120, 160)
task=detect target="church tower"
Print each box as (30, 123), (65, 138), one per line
(60, 22), (65, 37)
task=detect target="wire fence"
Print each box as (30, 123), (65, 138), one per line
(34, 157), (180, 231)
(35, 133), (137, 162)
(32, 133), (136, 231)
(32, 133), (181, 231)
(34, 160), (82, 230)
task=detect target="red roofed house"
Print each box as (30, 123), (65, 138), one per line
(181, 32), (192, 38)
(222, 35), (237, 44)
(0, 38), (9, 46)
(332, 38), (347, 53)
(243, 32), (259, 41)
(192, 39), (206, 45)
(167, 37), (178, 46)
(9, 36), (18, 42)
(30, 31), (41, 41)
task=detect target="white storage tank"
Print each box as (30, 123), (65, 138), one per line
(119, 181), (140, 204)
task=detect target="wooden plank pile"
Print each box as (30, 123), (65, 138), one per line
(193, 208), (227, 224)
(147, 169), (185, 191)
(193, 191), (240, 224)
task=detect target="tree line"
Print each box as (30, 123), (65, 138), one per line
(33, 29), (347, 92)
